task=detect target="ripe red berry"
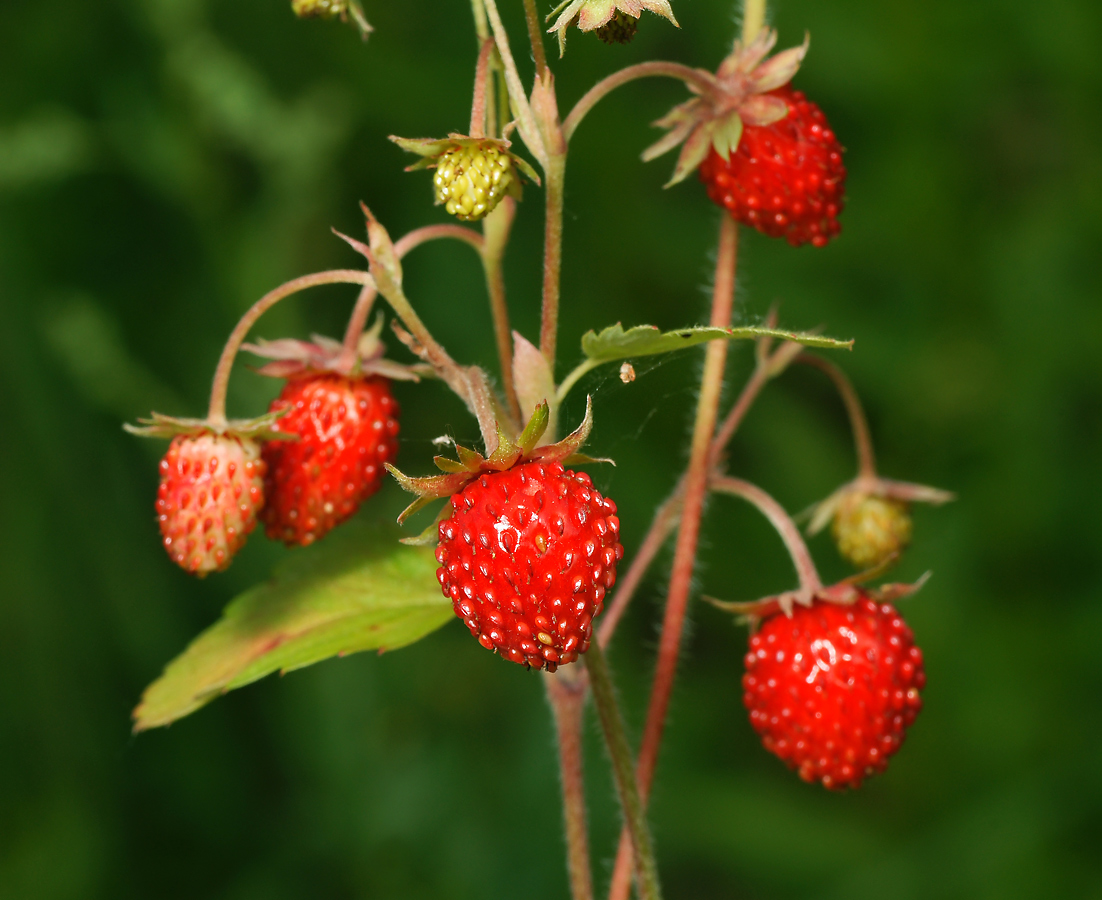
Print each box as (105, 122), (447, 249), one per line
(434, 460), (623, 671)
(157, 433), (266, 575)
(262, 373), (400, 546)
(742, 593), (925, 789)
(699, 87), (846, 247)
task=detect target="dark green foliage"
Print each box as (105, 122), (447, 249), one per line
(1, 0), (1100, 896)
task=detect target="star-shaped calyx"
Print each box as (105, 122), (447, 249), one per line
(547, 0), (678, 55)
(242, 314), (424, 382)
(387, 397), (609, 542)
(643, 27), (809, 186)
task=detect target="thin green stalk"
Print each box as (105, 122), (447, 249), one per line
(585, 641), (662, 900)
(742, 0), (767, 41)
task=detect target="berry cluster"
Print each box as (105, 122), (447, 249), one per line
(699, 88), (846, 247)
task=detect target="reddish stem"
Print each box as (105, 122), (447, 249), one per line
(544, 668), (595, 900)
(797, 353), (877, 479)
(206, 269), (374, 429)
(709, 476), (822, 593)
(522, 0), (548, 75)
(562, 62), (715, 143)
(607, 216), (739, 900)
(469, 38), (496, 138)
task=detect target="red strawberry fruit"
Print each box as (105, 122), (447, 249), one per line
(157, 433), (266, 575)
(434, 460), (623, 671)
(742, 592), (925, 789)
(699, 87), (846, 247)
(262, 373), (400, 546)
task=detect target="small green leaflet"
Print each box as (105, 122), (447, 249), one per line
(134, 522), (451, 731)
(580, 323), (853, 363)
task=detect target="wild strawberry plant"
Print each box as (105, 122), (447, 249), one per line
(127, 1), (953, 897)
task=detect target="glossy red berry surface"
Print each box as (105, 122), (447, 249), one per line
(157, 434), (265, 575)
(699, 87), (846, 247)
(435, 460), (623, 671)
(742, 593), (925, 789)
(262, 374), (400, 546)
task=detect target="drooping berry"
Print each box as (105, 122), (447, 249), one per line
(742, 593), (925, 789)
(157, 434), (266, 575)
(262, 374), (400, 546)
(435, 460), (623, 671)
(433, 142), (515, 221)
(699, 87), (846, 247)
(595, 10), (639, 44)
(832, 493), (912, 570)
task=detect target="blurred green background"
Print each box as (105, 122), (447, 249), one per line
(2, 0), (1100, 897)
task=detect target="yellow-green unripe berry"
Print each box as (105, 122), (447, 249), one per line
(832, 493), (913, 570)
(433, 143), (514, 222)
(291, 0), (346, 18)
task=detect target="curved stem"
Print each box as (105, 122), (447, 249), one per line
(555, 359), (598, 405)
(470, 37), (496, 138)
(563, 62), (714, 143)
(797, 353), (877, 479)
(585, 641), (662, 900)
(709, 476), (822, 592)
(393, 223), (484, 258)
(522, 0), (548, 74)
(340, 283), (378, 364)
(545, 668), (595, 900)
(207, 269), (374, 429)
(607, 216), (738, 900)
(482, 198), (521, 423)
(340, 224), (484, 369)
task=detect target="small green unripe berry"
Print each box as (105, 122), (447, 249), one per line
(832, 493), (912, 569)
(433, 143), (514, 222)
(595, 11), (639, 44)
(291, 0), (346, 19)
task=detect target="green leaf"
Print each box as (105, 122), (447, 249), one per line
(133, 521), (452, 731)
(580, 323), (853, 363)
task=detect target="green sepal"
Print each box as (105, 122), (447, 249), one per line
(516, 401), (550, 455)
(123, 408), (294, 441)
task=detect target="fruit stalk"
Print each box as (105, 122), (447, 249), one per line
(544, 668), (595, 900)
(742, 0), (767, 42)
(470, 0), (489, 41)
(607, 214), (739, 900)
(339, 283), (378, 365)
(481, 198), (521, 422)
(798, 353), (877, 479)
(469, 37), (496, 138)
(584, 640), (662, 900)
(709, 476), (822, 591)
(206, 269), (375, 430)
(562, 63), (716, 143)
(539, 152), (566, 369)
(521, 0), (548, 74)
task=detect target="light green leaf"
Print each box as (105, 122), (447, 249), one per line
(581, 322), (852, 363)
(134, 522), (452, 731)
